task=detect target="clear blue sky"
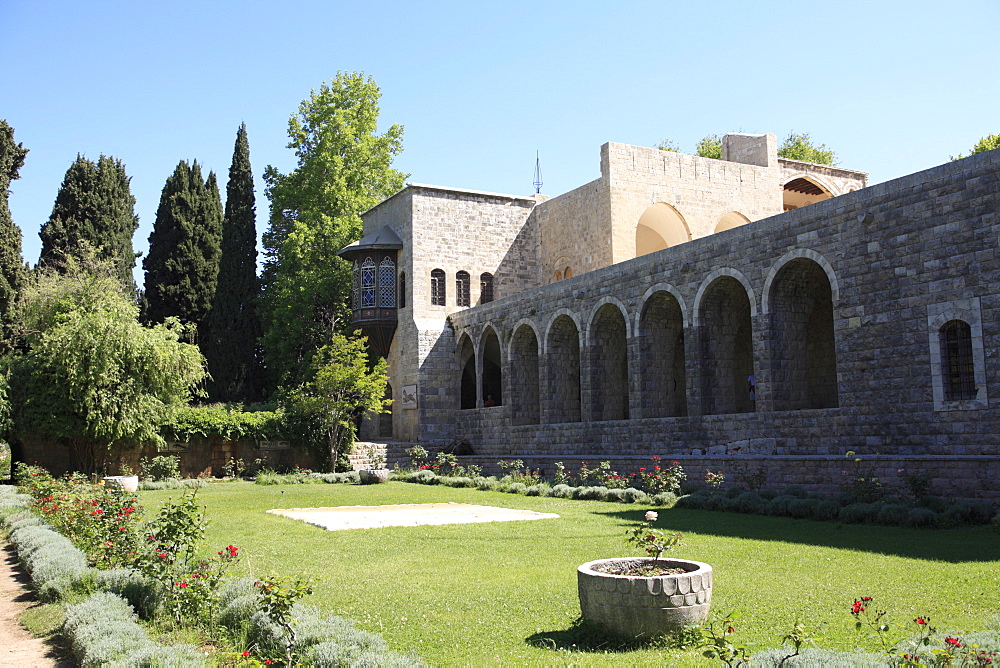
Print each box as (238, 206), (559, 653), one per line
(3, 0), (998, 282)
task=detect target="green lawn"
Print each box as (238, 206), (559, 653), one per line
(139, 482), (1000, 666)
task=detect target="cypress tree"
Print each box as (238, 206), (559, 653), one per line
(143, 160), (222, 341)
(0, 121), (27, 329)
(206, 123), (262, 402)
(39, 154), (139, 286)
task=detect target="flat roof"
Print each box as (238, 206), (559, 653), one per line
(361, 182), (538, 217)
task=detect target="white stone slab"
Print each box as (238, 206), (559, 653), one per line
(266, 502), (559, 531)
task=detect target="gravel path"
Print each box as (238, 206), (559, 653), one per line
(0, 544), (69, 667)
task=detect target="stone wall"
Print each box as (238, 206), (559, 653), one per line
(441, 148), (1000, 502)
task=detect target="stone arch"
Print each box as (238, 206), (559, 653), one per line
(762, 248), (840, 314)
(715, 211), (751, 233)
(588, 302), (630, 421)
(585, 297), (632, 344)
(509, 321), (541, 425)
(458, 333), (476, 410)
(545, 312), (582, 423)
(636, 202), (691, 257)
(637, 290), (687, 418)
(767, 257), (839, 410)
(782, 174), (835, 211)
(480, 326), (503, 407)
(697, 275), (755, 415)
(551, 256), (573, 283)
(693, 268), (757, 327)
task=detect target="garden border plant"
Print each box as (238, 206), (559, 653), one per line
(3, 464), (423, 667)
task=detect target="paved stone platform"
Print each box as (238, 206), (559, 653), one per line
(266, 502), (559, 531)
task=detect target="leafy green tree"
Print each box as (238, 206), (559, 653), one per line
(777, 132), (836, 165)
(695, 134), (722, 159)
(951, 134), (1000, 160)
(143, 160), (223, 341)
(205, 123), (262, 402)
(7, 254), (205, 473)
(283, 333), (389, 471)
(39, 154), (139, 286)
(0, 120), (28, 334)
(260, 72), (406, 389)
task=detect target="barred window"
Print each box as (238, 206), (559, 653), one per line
(379, 257), (396, 307)
(361, 258), (376, 308)
(941, 320), (976, 401)
(398, 272), (406, 309)
(456, 271), (471, 307)
(430, 268), (446, 306)
(480, 272), (494, 303)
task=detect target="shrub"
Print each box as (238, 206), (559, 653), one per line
(310, 472), (359, 484)
(749, 646), (886, 667)
(765, 495), (795, 517)
(919, 495), (950, 512)
(649, 491), (678, 507)
(63, 591), (204, 667)
(945, 500), (996, 525)
(441, 476), (475, 488)
(838, 502), (880, 524)
(759, 488), (780, 500)
(787, 498), (818, 520)
(474, 476), (499, 491)
(785, 486), (808, 499)
(906, 507), (937, 527)
(505, 482), (528, 495)
(675, 493), (708, 510)
(875, 503), (911, 526)
(621, 488), (649, 504)
(524, 483), (551, 496)
(9, 520), (90, 601)
(139, 455), (180, 481)
(735, 492), (767, 515)
(549, 484), (575, 499)
(810, 499), (841, 521)
(94, 568), (159, 620)
(573, 486), (609, 501)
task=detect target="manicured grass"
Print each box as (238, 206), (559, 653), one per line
(139, 482), (1000, 666)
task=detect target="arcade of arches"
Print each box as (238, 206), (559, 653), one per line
(457, 257), (838, 422)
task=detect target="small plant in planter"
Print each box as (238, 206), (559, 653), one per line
(358, 444), (389, 484)
(577, 510), (713, 638)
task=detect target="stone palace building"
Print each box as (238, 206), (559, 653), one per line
(339, 133), (999, 501)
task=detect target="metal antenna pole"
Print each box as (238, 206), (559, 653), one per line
(533, 151), (543, 194)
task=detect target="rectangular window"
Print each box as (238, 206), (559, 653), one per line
(430, 269), (446, 306)
(456, 271), (470, 307)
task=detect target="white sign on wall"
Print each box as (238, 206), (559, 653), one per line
(401, 385), (417, 410)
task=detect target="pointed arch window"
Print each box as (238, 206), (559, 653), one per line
(378, 257), (396, 307)
(361, 257), (376, 308)
(456, 271), (471, 307)
(430, 269), (446, 306)
(480, 272), (494, 303)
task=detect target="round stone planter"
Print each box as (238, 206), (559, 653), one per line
(102, 475), (140, 493)
(577, 557), (712, 638)
(358, 469), (391, 485)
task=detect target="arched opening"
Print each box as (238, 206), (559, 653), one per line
(782, 177), (833, 211)
(563, 266), (573, 279)
(554, 270), (562, 282)
(638, 291), (687, 418)
(481, 328), (503, 407)
(456, 271), (470, 307)
(940, 320), (975, 401)
(378, 383), (393, 437)
(635, 203), (690, 257)
(459, 334), (476, 410)
(480, 273), (494, 303)
(699, 277), (754, 415)
(768, 258), (838, 410)
(590, 303), (629, 421)
(510, 325), (540, 425)
(546, 315), (581, 423)
(715, 211), (751, 233)
(431, 268), (446, 306)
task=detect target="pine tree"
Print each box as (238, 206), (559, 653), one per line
(205, 123), (262, 402)
(143, 160), (223, 342)
(39, 154), (139, 286)
(0, 120), (27, 329)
